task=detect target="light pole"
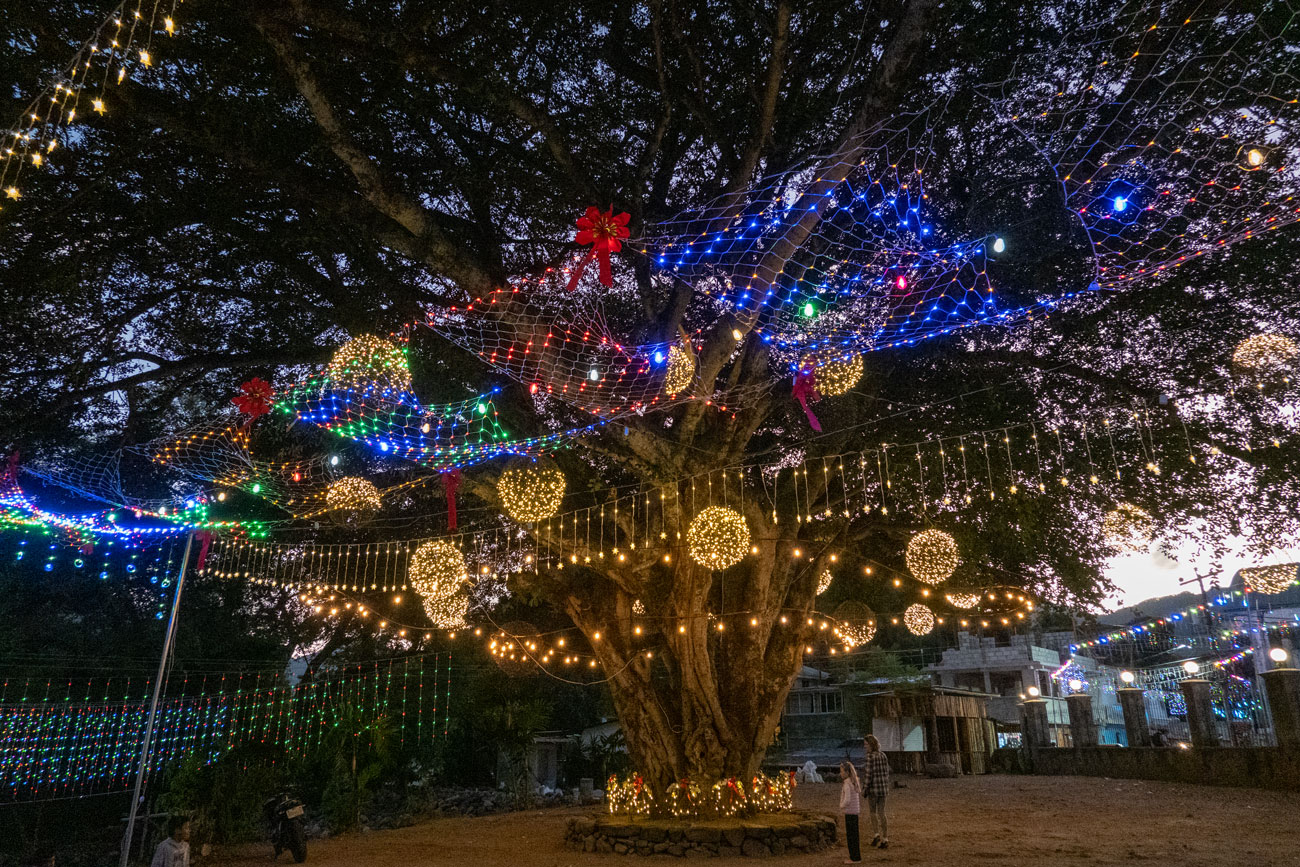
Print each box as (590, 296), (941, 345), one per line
(120, 531), (194, 867)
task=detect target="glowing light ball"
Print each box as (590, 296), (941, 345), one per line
(422, 592), (468, 629)
(490, 621), (543, 677)
(327, 334), (412, 391)
(816, 570), (834, 595)
(945, 592), (980, 610)
(1232, 334), (1297, 379)
(632, 598), (646, 616)
(800, 352), (863, 396)
(905, 529), (959, 585)
(664, 344), (695, 395)
(498, 459), (566, 523)
(686, 507), (750, 570)
(408, 540), (469, 604)
(1101, 503), (1154, 552)
(325, 476), (382, 526)
(904, 603), (936, 636)
(1240, 563), (1297, 596)
(833, 600), (876, 648)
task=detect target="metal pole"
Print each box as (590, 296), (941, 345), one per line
(120, 531), (194, 867)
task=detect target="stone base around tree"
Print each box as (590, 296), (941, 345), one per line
(563, 811), (838, 857)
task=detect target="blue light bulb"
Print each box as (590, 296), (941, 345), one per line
(1113, 196), (1128, 212)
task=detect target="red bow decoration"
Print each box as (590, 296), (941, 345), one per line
(568, 206), (630, 291)
(231, 378), (274, 420)
(791, 365), (822, 432)
(441, 469), (461, 531)
(195, 530), (214, 571)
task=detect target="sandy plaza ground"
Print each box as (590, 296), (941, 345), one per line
(210, 774), (1300, 867)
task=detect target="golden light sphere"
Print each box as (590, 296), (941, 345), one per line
(800, 351), (863, 397)
(945, 591), (981, 610)
(664, 344), (695, 395)
(904, 603), (936, 636)
(408, 540), (469, 603)
(490, 621), (543, 677)
(632, 598), (646, 615)
(833, 600), (876, 647)
(327, 334), (412, 391)
(422, 592), (468, 629)
(1101, 503), (1154, 552)
(816, 570), (834, 595)
(1232, 334), (1297, 380)
(905, 529), (960, 585)
(325, 476), (382, 526)
(498, 459), (566, 523)
(1241, 563), (1297, 596)
(687, 507), (750, 570)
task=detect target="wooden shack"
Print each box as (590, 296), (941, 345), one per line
(857, 685), (996, 775)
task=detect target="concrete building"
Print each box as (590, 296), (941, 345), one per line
(927, 632), (1171, 746)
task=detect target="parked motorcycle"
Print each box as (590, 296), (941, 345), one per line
(264, 792), (308, 862)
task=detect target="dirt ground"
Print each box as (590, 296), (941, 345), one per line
(210, 775), (1300, 867)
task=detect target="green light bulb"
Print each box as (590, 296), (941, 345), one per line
(803, 301), (815, 317)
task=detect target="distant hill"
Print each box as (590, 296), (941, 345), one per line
(1101, 565), (1300, 626)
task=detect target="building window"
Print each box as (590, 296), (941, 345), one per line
(784, 689), (843, 715)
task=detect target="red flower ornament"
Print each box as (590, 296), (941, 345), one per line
(568, 206), (631, 290)
(231, 377), (274, 420)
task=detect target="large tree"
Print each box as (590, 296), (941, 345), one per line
(2, 0), (1297, 792)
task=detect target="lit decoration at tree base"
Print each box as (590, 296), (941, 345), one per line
(686, 507), (750, 570)
(327, 334), (413, 392)
(905, 529), (959, 585)
(497, 459), (566, 523)
(1241, 563), (1298, 596)
(606, 773), (656, 816)
(904, 603), (936, 636)
(1231, 333), (1296, 381)
(609, 773), (795, 818)
(833, 600), (876, 648)
(325, 476), (383, 526)
(800, 352), (864, 396)
(1101, 503), (1154, 552)
(490, 621), (543, 676)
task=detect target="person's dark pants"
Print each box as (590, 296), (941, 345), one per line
(844, 813), (861, 861)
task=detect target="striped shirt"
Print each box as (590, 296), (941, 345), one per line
(862, 751), (890, 799)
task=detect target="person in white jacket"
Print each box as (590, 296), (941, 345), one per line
(150, 817), (190, 867)
(839, 761), (863, 863)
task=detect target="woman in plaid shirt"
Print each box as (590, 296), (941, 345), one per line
(862, 735), (891, 849)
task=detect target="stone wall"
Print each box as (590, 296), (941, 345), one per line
(1024, 745), (1300, 792)
(563, 812), (838, 857)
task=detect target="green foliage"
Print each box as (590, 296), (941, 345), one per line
(156, 747), (287, 844)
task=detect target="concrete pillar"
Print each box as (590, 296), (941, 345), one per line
(1118, 688), (1152, 747)
(1180, 679), (1218, 748)
(1021, 699), (1050, 749)
(1261, 668), (1300, 748)
(1065, 693), (1098, 747)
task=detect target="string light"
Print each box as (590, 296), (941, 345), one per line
(1240, 563), (1297, 596)
(1232, 334), (1296, 381)
(326, 334), (413, 392)
(905, 529), (959, 585)
(409, 540), (469, 627)
(324, 476), (383, 525)
(686, 507), (750, 570)
(1101, 503), (1153, 552)
(833, 600), (876, 647)
(903, 603), (936, 636)
(816, 569), (834, 595)
(663, 344), (695, 395)
(489, 621), (543, 676)
(498, 459), (566, 523)
(800, 352), (863, 396)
